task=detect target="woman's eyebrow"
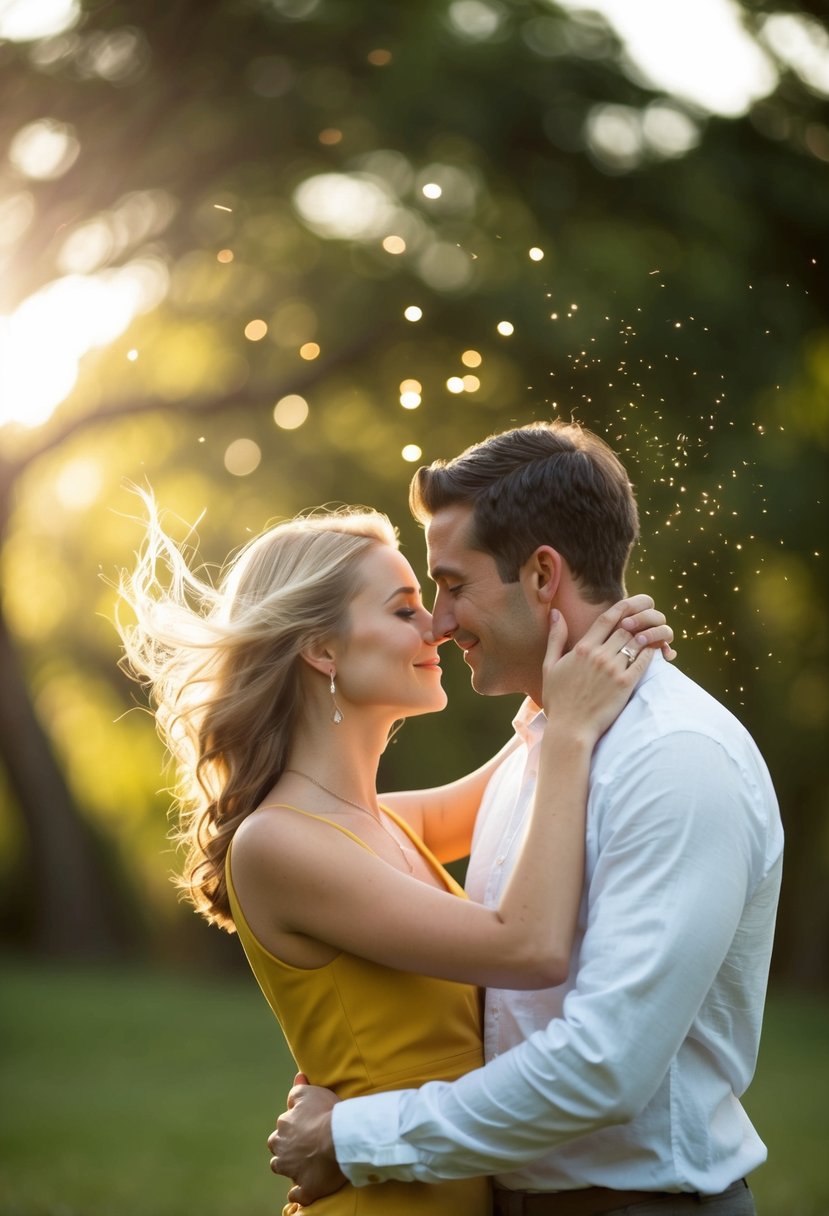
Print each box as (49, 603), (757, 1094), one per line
(383, 585), (420, 604)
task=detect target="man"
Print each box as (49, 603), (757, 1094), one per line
(269, 420), (783, 1216)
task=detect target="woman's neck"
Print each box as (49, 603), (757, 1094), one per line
(285, 712), (391, 808)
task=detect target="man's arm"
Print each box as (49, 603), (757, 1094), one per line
(279, 730), (776, 1192)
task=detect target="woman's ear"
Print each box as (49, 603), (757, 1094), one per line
(298, 640), (336, 677)
(522, 546), (562, 604)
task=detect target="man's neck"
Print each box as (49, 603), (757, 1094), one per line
(557, 583), (614, 649)
(526, 585), (614, 706)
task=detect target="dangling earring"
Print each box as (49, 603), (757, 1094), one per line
(329, 668), (343, 725)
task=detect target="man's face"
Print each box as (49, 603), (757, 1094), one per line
(425, 504), (546, 700)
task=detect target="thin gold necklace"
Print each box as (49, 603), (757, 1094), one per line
(284, 769), (415, 874)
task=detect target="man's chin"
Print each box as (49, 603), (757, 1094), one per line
(469, 667), (501, 697)
(465, 649), (511, 696)
(468, 663), (525, 699)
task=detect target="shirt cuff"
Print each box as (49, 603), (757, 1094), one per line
(332, 1090), (421, 1186)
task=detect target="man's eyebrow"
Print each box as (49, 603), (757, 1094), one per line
(429, 564), (465, 584)
(383, 585), (420, 604)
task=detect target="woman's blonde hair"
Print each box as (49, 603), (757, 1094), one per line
(116, 492), (398, 930)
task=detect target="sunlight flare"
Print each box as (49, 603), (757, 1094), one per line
(0, 261), (168, 428)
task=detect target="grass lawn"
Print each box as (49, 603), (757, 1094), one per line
(0, 958), (291, 1216)
(1, 957), (827, 1216)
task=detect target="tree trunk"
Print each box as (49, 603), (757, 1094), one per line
(0, 598), (128, 959)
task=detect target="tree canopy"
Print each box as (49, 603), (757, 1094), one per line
(0, 0), (827, 979)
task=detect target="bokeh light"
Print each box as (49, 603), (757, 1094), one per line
(54, 457), (103, 510)
(399, 379), (422, 409)
(402, 444), (422, 462)
(273, 394), (309, 430)
(416, 242), (473, 292)
(559, 0), (777, 117)
(224, 438), (262, 475)
(9, 119), (80, 180)
(0, 0), (80, 42)
(244, 319), (268, 341)
(293, 173), (395, 239)
(448, 0), (505, 41)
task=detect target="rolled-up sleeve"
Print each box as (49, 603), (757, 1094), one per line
(333, 730), (777, 1184)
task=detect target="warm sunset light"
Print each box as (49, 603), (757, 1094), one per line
(0, 262), (167, 428)
(0, 0), (80, 41)
(1, 5), (824, 1214)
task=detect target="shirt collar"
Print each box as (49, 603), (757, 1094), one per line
(512, 697), (546, 747)
(510, 652), (667, 746)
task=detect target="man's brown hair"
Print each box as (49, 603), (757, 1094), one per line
(409, 420), (639, 604)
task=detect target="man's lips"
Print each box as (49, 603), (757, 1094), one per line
(456, 639), (478, 656)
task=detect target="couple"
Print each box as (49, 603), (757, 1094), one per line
(119, 421), (782, 1216)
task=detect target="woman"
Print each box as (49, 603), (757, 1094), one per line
(117, 497), (672, 1215)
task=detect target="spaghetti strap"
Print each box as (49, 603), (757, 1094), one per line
(255, 802), (379, 854)
(252, 802), (467, 897)
(379, 804), (468, 898)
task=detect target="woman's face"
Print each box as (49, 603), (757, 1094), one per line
(333, 545), (447, 720)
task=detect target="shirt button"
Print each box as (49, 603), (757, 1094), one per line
(495, 856), (505, 866)
(367, 1173), (381, 1183)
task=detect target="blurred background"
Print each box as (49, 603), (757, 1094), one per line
(0, 0), (827, 1213)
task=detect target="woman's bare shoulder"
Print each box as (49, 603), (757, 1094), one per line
(231, 799), (327, 877)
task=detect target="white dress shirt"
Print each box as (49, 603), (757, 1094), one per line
(332, 656), (783, 1194)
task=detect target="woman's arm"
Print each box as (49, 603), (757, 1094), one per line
(382, 596), (674, 863)
(379, 735), (520, 864)
(230, 601), (652, 992)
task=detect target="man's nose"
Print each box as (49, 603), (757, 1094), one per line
(424, 622), (453, 645)
(429, 593), (457, 643)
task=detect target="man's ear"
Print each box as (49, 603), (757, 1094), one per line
(522, 546), (562, 604)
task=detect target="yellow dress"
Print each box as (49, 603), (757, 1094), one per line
(226, 804), (491, 1216)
